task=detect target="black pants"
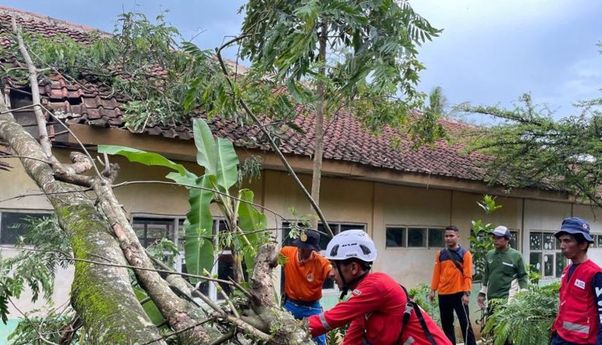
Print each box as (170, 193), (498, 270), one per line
(438, 292), (476, 345)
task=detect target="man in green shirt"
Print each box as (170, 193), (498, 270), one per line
(477, 225), (529, 309)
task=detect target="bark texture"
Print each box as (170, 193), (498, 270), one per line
(0, 99), (166, 344)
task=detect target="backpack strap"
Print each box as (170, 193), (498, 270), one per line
(396, 285), (438, 345)
(441, 248), (464, 275)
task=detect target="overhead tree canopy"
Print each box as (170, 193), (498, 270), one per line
(238, 0), (442, 226)
(466, 86), (602, 208)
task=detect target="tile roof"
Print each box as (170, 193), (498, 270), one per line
(0, 6), (492, 183)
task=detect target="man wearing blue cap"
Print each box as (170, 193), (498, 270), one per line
(551, 217), (602, 345)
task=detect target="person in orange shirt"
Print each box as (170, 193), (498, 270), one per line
(281, 229), (331, 345)
(429, 225), (476, 345)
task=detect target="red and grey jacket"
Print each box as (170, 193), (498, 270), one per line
(553, 259), (602, 344)
(307, 272), (450, 345)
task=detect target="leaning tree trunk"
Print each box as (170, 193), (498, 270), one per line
(0, 100), (166, 344)
(310, 21), (329, 229)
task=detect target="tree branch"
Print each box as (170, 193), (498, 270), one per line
(215, 35), (333, 237)
(11, 17), (54, 159)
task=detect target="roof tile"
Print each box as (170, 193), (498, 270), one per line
(1, 6), (491, 183)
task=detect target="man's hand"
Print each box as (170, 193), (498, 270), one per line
(462, 293), (470, 305)
(477, 293), (486, 309)
(428, 290), (435, 302)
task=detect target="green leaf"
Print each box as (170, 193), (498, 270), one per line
(237, 189), (268, 271)
(193, 119), (218, 176)
(98, 145), (189, 175)
(215, 137), (239, 191)
(133, 287), (164, 325)
(184, 175), (215, 284)
(166, 171), (198, 187)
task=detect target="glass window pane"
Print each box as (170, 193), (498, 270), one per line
(530, 232), (543, 250)
(217, 220), (228, 232)
(217, 254), (234, 299)
(509, 231), (518, 249)
(181, 259), (209, 296)
(407, 228), (426, 247)
(428, 228), (444, 248)
(146, 224), (170, 246)
(340, 224), (364, 232)
(544, 254), (554, 276)
(317, 223), (334, 250)
(177, 219), (185, 250)
(530, 252), (542, 274)
(555, 254), (566, 278)
(281, 222), (294, 246)
(543, 234), (555, 251)
(1, 212), (50, 244)
(386, 228), (405, 247)
(133, 218), (175, 247)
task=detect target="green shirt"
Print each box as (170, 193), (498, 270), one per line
(482, 246), (528, 300)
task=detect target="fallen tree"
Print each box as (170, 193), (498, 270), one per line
(0, 16), (313, 345)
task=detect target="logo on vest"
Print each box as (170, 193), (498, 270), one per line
(575, 279), (586, 289)
(352, 289), (362, 296)
(306, 273), (314, 282)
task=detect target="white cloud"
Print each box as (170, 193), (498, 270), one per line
(411, 0), (586, 32)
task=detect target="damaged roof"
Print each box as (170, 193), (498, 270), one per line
(0, 6), (493, 183)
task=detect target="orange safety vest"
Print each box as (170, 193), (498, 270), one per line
(553, 259), (602, 344)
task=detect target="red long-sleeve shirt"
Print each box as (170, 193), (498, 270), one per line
(308, 272), (451, 345)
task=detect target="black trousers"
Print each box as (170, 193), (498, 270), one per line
(438, 292), (477, 345)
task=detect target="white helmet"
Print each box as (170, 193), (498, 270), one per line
(325, 229), (377, 263)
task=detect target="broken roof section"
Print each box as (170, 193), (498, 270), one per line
(0, 6), (494, 184)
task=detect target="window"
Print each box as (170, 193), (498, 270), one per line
(386, 227), (405, 247)
(132, 215), (234, 301)
(529, 231), (565, 278)
(509, 230), (519, 249)
(385, 226), (445, 248)
(0, 211), (52, 245)
(281, 221), (366, 290)
(591, 234), (602, 248)
(132, 217), (178, 247)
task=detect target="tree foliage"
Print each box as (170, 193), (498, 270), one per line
(465, 91), (602, 207)
(0, 216), (69, 324)
(469, 195), (499, 282)
(3, 12), (226, 130)
(100, 118), (269, 284)
(483, 283), (559, 345)
(239, 0), (445, 131)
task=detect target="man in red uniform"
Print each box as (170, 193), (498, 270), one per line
(307, 229), (450, 345)
(551, 217), (602, 345)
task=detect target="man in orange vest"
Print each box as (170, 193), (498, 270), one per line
(281, 229), (331, 345)
(551, 217), (602, 345)
(429, 225), (476, 345)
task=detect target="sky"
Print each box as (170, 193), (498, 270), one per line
(1, 0), (602, 121)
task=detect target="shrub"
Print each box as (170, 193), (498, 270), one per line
(483, 283), (559, 345)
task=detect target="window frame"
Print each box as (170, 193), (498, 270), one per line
(384, 225), (446, 249)
(131, 214), (232, 301)
(528, 230), (565, 279)
(0, 209), (53, 245)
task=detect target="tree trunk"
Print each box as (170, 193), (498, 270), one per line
(0, 99), (166, 344)
(310, 22), (328, 229)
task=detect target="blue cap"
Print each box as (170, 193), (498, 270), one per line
(555, 217), (593, 243)
(292, 230), (321, 251)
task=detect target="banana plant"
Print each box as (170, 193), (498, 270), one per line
(99, 118), (268, 285)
